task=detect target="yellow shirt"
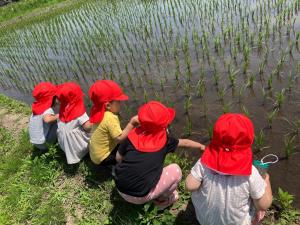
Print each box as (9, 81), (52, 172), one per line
(89, 111), (122, 164)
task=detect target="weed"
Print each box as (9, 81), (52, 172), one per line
(275, 188), (300, 224)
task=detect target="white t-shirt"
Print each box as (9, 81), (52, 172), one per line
(57, 113), (91, 164)
(190, 159), (266, 225)
(29, 108), (57, 145)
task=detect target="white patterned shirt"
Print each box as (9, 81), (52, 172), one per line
(190, 159), (266, 225)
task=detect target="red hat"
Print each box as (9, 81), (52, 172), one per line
(56, 82), (86, 122)
(128, 101), (175, 152)
(32, 82), (57, 115)
(89, 80), (128, 123)
(201, 113), (254, 176)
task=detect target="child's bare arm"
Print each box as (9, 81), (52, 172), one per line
(178, 139), (205, 151)
(43, 114), (59, 123)
(116, 151), (124, 163)
(185, 173), (202, 191)
(115, 115), (139, 143)
(253, 173), (273, 211)
(82, 120), (92, 132)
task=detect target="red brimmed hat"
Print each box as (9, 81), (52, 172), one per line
(32, 82), (57, 115)
(89, 80), (128, 123)
(201, 113), (254, 176)
(128, 101), (175, 152)
(56, 82), (86, 122)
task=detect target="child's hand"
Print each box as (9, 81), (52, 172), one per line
(200, 144), (206, 151)
(130, 115), (139, 127)
(252, 210), (266, 225)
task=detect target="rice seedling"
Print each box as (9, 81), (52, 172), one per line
(258, 61), (266, 75)
(273, 89), (285, 109)
(213, 70), (220, 87)
(296, 31), (300, 50)
(217, 86), (226, 102)
(241, 105), (251, 118)
(183, 116), (192, 137)
(287, 71), (297, 92)
(267, 108), (279, 129)
(267, 73), (273, 90)
(184, 96), (192, 115)
(154, 91), (162, 102)
(228, 69), (239, 87)
(242, 60), (249, 74)
(221, 102), (231, 114)
(143, 88), (148, 103)
(284, 134), (296, 159)
(237, 85), (246, 104)
(254, 129), (270, 152)
(246, 73), (255, 88)
(282, 117), (300, 136)
(196, 78), (205, 98)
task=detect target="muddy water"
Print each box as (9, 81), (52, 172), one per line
(1, 0), (300, 208)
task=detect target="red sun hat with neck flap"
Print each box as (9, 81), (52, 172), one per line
(32, 82), (57, 115)
(201, 113), (254, 176)
(89, 80), (128, 123)
(56, 82), (86, 122)
(128, 101), (176, 152)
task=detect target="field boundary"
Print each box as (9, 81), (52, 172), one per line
(0, 0), (86, 32)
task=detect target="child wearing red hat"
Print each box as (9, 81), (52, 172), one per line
(56, 82), (92, 164)
(185, 113), (273, 225)
(89, 80), (138, 166)
(29, 82), (59, 150)
(114, 101), (205, 210)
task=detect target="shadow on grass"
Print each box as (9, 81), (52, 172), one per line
(81, 157), (114, 188)
(106, 187), (200, 225)
(107, 187), (145, 225)
(174, 200), (200, 225)
(30, 142), (115, 188)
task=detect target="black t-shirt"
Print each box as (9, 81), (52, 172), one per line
(115, 137), (179, 197)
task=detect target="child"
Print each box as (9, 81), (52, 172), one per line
(185, 113), (273, 225)
(56, 82), (92, 164)
(29, 82), (58, 150)
(89, 80), (138, 166)
(115, 101), (205, 210)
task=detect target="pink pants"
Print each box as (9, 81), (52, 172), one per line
(119, 163), (182, 207)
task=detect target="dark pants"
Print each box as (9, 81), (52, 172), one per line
(100, 144), (119, 166)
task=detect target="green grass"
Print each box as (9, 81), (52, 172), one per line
(0, 0), (67, 24)
(0, 126), (196, 225)
(0, 94), (31, 115)
(0, 96), (299, 224)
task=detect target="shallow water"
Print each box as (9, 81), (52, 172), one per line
(0, 0), (300, 207)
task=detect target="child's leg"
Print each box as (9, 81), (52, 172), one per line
(46, 123), (58, 143)
(147, 164), (182, 207)
(118, 164), (182, 206)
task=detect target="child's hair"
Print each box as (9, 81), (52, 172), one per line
(51, 96), (57, 107)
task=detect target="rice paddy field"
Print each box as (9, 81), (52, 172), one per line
(1, 0), (300, 217)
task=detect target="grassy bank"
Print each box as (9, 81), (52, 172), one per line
(0, 0), (85, 31)
(0, 0), (66, 23)
(0, 94), (299, 225)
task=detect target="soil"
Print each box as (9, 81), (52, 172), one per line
(0, 107), (29, 135)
